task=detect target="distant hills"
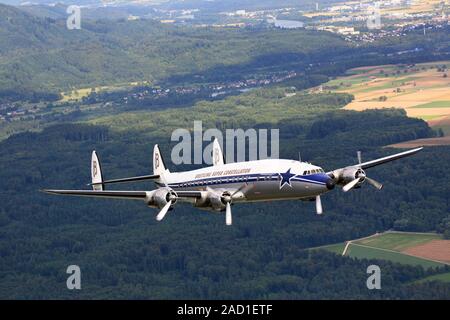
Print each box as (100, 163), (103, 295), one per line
(0, 0), (99, 5)
(0, 0), (342, 11)
(0, 3), (349, 101)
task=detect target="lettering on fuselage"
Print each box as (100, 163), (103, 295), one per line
(194, 168), (251, 179)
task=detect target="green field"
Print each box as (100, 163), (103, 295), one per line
(416, 272), (450, 283)
(420, 115), (446, 121)
(412, 101), (450, 108)
(354, 232), (441, 251)
(346, 244), (443, 269)
(317, 232), (445, 269)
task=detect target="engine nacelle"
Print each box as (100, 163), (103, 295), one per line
(194, 191), (227, 212)
(341, 168), (366, 185)
(146, 188), (177, 209)
(330, 168), (366, 186)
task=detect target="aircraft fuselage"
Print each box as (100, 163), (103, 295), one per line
(160, 159), (334, 202)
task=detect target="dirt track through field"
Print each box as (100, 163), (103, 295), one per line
(403, 240), (450, 263)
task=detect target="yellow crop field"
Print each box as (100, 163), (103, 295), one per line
(322, 61), (450, 125)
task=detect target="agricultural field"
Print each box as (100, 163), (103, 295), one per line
(304, 0), (447, 18)
(416, 272), (450, 284)
(387, 136), (450, 148)
(59, 82), (151, 102)
(344, 244), (442, 269)
(322, 61), (450, 129)
(316, 231), (450, 271)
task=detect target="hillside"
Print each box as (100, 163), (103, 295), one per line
(0, 3), (350, 101)
(1, 89), (449, 298)
(1, 1), (450, 300)
(2, 1), (449, 104)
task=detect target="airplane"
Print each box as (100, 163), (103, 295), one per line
(43, 139), (423, 225)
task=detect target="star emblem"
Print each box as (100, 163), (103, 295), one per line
(279, 168), (296, 189)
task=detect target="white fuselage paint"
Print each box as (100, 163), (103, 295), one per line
(159, 159), (332, 203)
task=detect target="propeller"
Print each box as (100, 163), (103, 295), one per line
(225, 202), (232, 226)
(220, 183), (254, 226)
(342, 176), (364, 192)
(365, 177), (383, 190)
(342, 151), (383, 192)
(155, 191), (177, 221)
(231, 183), (254, 198)
(315, 195), (323, 215)
(156, 200), (172, 221)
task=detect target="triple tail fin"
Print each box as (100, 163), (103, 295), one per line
(153, 144), (170, 185)
(91, 151), (105, 191)
(212, 138), (225, 166)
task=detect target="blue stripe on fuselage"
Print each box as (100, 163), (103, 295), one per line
(157, 172), (328, 188)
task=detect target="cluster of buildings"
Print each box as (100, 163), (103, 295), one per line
(120, 71), (298, 103)
(0, 103), (39, 122)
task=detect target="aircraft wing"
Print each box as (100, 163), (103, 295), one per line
(353, 147), (423, 170)
(42, 189), (203, 200)
(42, 189), (148, 200)
(328, 147), (423, 174)
(328, 147), (423, 192)
(88, 174), (160, 187)
(176, 191), (203, 198)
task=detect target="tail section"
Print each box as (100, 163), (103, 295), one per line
(212, 138), (225, 166)
(153, 144), (170, 184)
(91, 151), (104, 191)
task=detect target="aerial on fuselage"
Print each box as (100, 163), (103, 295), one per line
(43, 138), (423, 226)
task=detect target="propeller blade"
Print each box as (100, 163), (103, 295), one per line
(316, 195), (323, 215)
(365, 177), (383, 190)
(225, 202), (232, 226)
(156, 200), (172, 221)
(342, 177), (362, 192)
(231, 183), (254, 198)
(357, 151), (362, 165)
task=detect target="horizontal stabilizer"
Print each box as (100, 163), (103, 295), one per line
(42, 189), (147, 200)
(42, 189), (203, 200)
(88, 174), (160, 186)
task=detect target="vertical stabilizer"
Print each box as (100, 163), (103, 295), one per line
(91, 151), (104, 191)
(212, 138), (225, 166)
(153, 144), (170, 184)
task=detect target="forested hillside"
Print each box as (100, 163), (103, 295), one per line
(1, 1), (450, 300)
(0, 3), (349, 101)
(1, 102), (449, 299)
(1, 3), (449, 103)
